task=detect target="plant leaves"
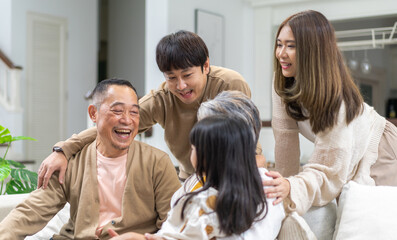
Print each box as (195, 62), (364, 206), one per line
(0, 130), (11, 144)
(5, 179), (35, 194)
(7, 168), (38, 194)
(11, 136), (37, 142)
(0, 126), (10, 138)
(0, 161), (11, 182)
(0, 125), (12, 144)
(0, 124), (38, 195)
(7, 160), (26, 169)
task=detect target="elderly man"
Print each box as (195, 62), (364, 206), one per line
(37, 30), (263, 187)
(0, 79), (181, 239)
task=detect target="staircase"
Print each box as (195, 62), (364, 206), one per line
(0, 49), (34, 170)
(0, 49), (22, 112)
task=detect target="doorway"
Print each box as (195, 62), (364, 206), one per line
(26, 12), (67, 170)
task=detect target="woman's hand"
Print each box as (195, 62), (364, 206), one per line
(108, 229), (146, 240)
(263, 171), (290, 205)
(37, 151), (68, 189)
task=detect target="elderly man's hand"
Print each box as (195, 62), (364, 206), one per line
(144, 233), (165, 240)
(262, 171), (290, 205)
(37, 151), (68, 189)
(108, 229), (147, 240)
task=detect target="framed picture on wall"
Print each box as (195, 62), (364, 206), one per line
(195, 9), (224, 66)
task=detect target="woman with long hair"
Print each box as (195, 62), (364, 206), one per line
(264, 10), (397, 215)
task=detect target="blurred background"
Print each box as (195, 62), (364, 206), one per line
(0, 0), (396, 171)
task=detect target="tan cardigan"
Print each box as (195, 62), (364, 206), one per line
(272, 83), (386, 215)
(57, 66), (255, 179)
(0, 140), (181, 239)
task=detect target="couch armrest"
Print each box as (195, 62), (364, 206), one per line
(0, 193), (30, 221)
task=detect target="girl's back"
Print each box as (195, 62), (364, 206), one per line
(162, 168), (285, 240)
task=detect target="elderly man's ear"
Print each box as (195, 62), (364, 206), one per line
(88, 105), (98, 123)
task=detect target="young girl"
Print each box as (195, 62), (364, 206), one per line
(109, 115), (285, 240)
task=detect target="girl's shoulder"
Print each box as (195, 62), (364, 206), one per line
(187, 187), (218, 210)
(258, 167), (272, 181)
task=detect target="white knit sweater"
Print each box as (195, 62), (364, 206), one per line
(271, 83), (386, 215)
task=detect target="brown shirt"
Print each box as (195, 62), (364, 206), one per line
(0, 140), (181, 239)
(57, 66), (255, 179)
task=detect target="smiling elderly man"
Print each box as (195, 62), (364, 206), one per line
(0, 79), (181, 239)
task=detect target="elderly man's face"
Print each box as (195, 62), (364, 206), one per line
(89, 85), (139, 157)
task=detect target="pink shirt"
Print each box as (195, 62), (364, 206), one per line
(96, 150), (127, 234)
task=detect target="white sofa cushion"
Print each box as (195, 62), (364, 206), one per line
(0, 193), (30, 221)
(303, 200), (337, 240)
(333, 181), (397, 240)
(0, 193), (70, 239)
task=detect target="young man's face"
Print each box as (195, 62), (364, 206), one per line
(89, 85), (139, 157)
(163, 59), (210, 104)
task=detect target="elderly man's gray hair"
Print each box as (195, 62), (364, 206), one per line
(197, 91), (261, 142)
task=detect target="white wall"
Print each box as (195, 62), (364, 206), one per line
(108, 0), (146, 96)
(10, 0), (98, 139)
(0, 0), (98, 163)
(0, 0), (12, 57)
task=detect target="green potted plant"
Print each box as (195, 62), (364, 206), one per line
(0, 124), (37, 194)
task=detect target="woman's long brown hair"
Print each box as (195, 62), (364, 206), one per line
(273, 10), (363, 134)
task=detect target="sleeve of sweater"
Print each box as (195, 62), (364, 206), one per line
(223, 73), (251, 98)
(138, 90), (164, 134)
(54, 127), (97, 160)
(286, 104), (353, 215)
(271, 79), (301, 177)
(153, 154), (182, 229)
(0, 174), (67, 238)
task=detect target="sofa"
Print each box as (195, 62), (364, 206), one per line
(279, 181), (397, 240)
(1, 181), (397, 239)
(0, 194), (70, 240)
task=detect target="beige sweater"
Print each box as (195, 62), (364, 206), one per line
(0, 140), (181, 239)
(57, 66), (255, 179)
(272, 83), (386, 215)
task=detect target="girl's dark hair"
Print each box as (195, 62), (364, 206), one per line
(156, 30), (209, 72)
(180, 115), (267, 236)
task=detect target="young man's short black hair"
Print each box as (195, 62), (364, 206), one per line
(156, 30), (209, 73)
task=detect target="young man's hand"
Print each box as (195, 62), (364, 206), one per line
(37, 151), (68, 189)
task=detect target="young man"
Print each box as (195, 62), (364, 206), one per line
(0, 79), (180, 239)
(38, 30), (260, 187)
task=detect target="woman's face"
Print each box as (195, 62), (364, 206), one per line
(190, 145), (197, 169)
(276, 25), (296, 78)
